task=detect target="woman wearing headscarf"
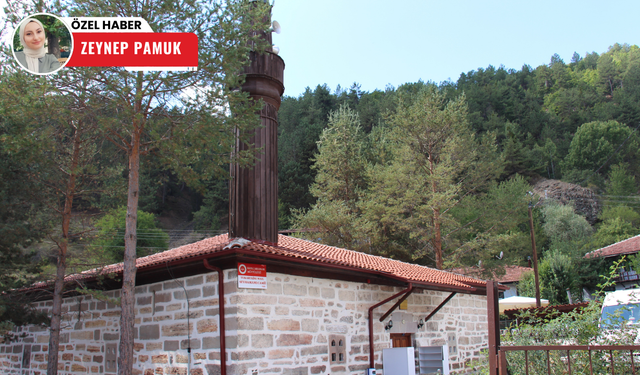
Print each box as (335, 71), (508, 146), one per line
(14, 18), (61, 74)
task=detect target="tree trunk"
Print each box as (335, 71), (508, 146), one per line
(47, 33), (60, 58)
(47, 251), (66, 375)
(47, 124), (82, 375)
(429, 151), (444, 270)
(434, 208), (443, 270)
(118, 107), (142, 375)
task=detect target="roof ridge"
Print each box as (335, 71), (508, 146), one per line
(585, 233), (640, 257)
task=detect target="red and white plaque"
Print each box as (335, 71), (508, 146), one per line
(237, 263), (267, 289)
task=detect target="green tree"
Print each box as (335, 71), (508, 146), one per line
(56, 0), (270, 372)
(589, 217), (638, 250)
(92, 207), (169, 262)
(0, 62), (119, 374)
(0, 71), (51, 336)
(541, 201), (593, 252)
(363, 87), (502, 268)
(293, 105), (367, 249)
(562, 120), (640, 183)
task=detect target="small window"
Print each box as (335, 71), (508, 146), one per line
(329, 335), (346, 364)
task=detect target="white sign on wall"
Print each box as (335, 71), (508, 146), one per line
(237, 262), (267, 289)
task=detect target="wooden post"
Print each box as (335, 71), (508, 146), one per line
(487, 281), (500, 375)
(528, 204), (542, 308)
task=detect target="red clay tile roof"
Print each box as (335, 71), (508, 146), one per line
(34, 234), (484, 292)
(448, 265), (532, 284)
(585, 234), (640, 259)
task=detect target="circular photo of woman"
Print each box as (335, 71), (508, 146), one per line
(12, 13), (73, 75)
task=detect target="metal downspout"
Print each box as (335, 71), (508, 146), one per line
(368, 283), (413, 369)
(203, 259), (226, 375)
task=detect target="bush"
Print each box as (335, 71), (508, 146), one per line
(91, 206), (169, 263)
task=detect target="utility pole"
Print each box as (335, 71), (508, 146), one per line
(528, 199), (542, 308)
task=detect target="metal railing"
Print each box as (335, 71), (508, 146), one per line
(498, 345), (640, 375)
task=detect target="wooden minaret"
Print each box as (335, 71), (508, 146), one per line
(229, 3), (284, 244)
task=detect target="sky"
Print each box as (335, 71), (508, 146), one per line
(271, 0), (640, 98)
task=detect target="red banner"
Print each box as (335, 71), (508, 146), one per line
(66, 32), (198, 70)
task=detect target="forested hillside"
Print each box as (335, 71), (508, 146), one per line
(2, 43), (640, 308)
(276, 43), (640, 304)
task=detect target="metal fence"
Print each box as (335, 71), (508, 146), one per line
(498, 345), (640, 375)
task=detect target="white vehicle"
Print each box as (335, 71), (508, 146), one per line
(600, 289), (640, 327)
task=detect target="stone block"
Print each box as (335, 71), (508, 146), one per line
(267, 319), (300, 331)
(164, 340), (179, 351)
(148, 283), (163, 292)
(140, 325), (160, 340)
(338, 290), (355, 301)
(251, 334), (273, 348)
(249, 306), (270, 315)
(166, 367), (187, 375)
(276, 334), (313, 347)
(153, 315), (173, 322)
(279, 297), (296, 305)
(191, 299), (218, 308)
(321, 288), (335, 299)
(197, 319), (218, 333)
(311, 365), (326, 374)
(161, 323), (192, 337)
(301, 346), (327, 356)
(268, 348), (294, 359)
(103, 333), (119, 341)
(174, 310), (204, 320)
(325, 325), (348, 334)
(137, 296), (152, 305)
(186, 276), (203, 286)
(238, 317), (264, 330)
(173, 289), (202, 300)
(202, 336), (220, 350)
(300, 299), (325, 307)
(71, 364), (87, 372)
(237, 295), (272, 305)
(266, 282), (282, 295)
(283, 284), (307, 296)
(152, 293), (171, 304)
(164, 280), (184, 290)
(275, 306), (289, 315)
(349, 364), (369, 372)
(180, 339), (201, 350)
(282, 367), (309, 375)
(231, 351), (265, 360)
(152, 354), (169, 364)
(70, 331), (93, 340)
(301, 319), (319, 332)
(203, 285), (217, 297)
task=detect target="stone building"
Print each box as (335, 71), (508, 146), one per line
(1, 233), (491, 375)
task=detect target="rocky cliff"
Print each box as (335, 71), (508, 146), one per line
(531, 178), (600, 224)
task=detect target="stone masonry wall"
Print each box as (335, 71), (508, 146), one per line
(0, 270), (488, 375)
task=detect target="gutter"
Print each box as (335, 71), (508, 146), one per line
(203, 259), (226, 375)
(368, 283), (413, 369)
